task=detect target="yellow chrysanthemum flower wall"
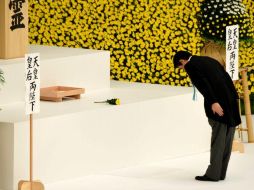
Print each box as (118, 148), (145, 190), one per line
(28, 0), (254, 91)
(238, 0), (254, 94)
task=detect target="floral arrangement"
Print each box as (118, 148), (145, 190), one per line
(198, 0), (254, 41)
(95, 98), (120, 105)
(198, 0), (254, 94)
(28, 0), (254, 91)
(28, 0), (204, 87)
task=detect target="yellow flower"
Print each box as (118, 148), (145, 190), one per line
(30, 0), (254, 88)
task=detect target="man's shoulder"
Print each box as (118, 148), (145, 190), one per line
(192, 55), (216, 61)
(191, 55), (221, 66)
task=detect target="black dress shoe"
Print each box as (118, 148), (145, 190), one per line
(195, 175), (219, 182)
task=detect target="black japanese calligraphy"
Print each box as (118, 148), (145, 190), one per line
(33, 68), (39, 80)
(26, 69), (32, 81)
(29, 81), (37, 92)
(9, 0), (26, 31)
(29, 91), (36, 101)
(33, 56), (39, 67)
(233, 39), (237, 50)
(228, 29), (233, 40)
(226, 25), (239, 80)
(233, 28), (238, 38)
(25, 54), (40, 114)
(230, 51), (236, 61)
(30, 101), (35, 111)
(227, 41), (232, 51)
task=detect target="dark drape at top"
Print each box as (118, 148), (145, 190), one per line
(184, 55), (241, 127)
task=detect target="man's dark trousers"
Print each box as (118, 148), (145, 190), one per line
(205, 119), (235, 181)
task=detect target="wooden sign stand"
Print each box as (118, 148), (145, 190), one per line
(232, 139), (245, 153)
(236, 68), (254, 143)
(232, 99), (245, 153)
(18, 114), (44, 190)
(232, 67), (254, 152)
(240, 68), (254, 143)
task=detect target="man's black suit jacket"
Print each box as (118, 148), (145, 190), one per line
(184, 55), (241, 127)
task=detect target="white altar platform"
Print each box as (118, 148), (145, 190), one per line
(0, 81), (210, 190)
(0, 45), (210, 190)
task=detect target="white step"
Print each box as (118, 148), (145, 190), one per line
(0, 45), (110, 105)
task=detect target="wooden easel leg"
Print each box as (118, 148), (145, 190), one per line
(232, 140), (245, 153)
(241, 70), (254, 143)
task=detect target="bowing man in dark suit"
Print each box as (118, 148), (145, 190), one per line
(173, 51), (241, 182)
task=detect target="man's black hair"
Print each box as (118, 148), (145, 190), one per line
(173, 51), (192, 68)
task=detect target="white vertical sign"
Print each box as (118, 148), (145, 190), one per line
(25, 53), (40, 114)
(226, 25), (239, 80)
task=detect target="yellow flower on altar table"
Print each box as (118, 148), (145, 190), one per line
(95, 98), (121, 105)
